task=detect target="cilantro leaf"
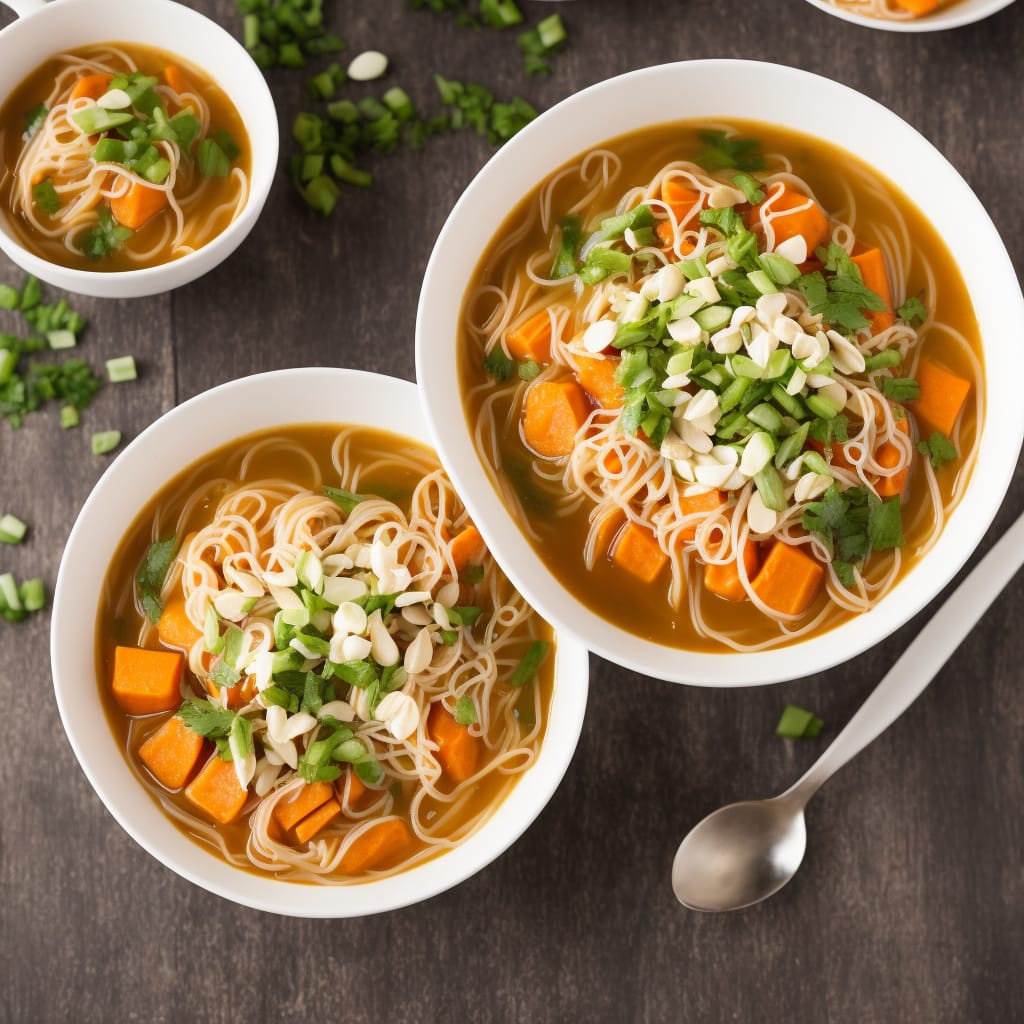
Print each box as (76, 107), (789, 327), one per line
(867, 494), (904, 550)
(880, 377), (921, 403)
(898, 296), (927, 325)
(697, 130), (764, 172)
(32, 178), (61, 217)
(917, 431), (957, 469)
(483, 345), (515, 381)
(136, 536), (176, 622)
(78, 207), (133, 261)
(176, 698), (236, 739)
(322, 484), (366, 514)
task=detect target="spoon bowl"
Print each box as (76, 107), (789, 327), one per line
(672, 799), (807, 912)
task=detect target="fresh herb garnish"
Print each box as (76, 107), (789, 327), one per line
(897, 295), (927, 325)
(22, 103), (48, 141)
(517, 13), (567, 76)
(801, 484), (903, 578)
(31, 179), (61, 216)
(697, 130), (765, 173)
(917, 431), (957, 469)
(78, 207), (133, 261)
(879, 376), (921, 403)
(176, 697), (238, 738)
(136, 536), (177, 622)
(237, 0), (344, 69)
(508, 640), (548, 687)
(483, 344), (515, 381)
(795, 244), (887, 334)
(455, 696), (478, 724)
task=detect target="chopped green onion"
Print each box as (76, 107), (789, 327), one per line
(0, 350), (16, 387)
(863, 349), (902, 372)
(46, 330), (76, 351)
(32, 178), (61, 216)
(747, 269), (777, 295)
(91, 429), (121, 455)
(0, 514), (27, 544)
(105, 355), (137, 383)
(805, 394), (842, 420)
(754, 464), (787, 512)
(382, 87), (415, 122)
(72, 108), (133, 135)
(19, 578), (45, 613)
(0, 283), (19, 310)
(508, 640), (548, 688)
(197, 138), (231, 177)
(776, 705), (824, 739)
(759, 252), (802, 286)
(23, 103), (48, 141)
(455, 697), (478, 725)
(732, 172), (765, 205)
(59, 405), (79, 429)
(204, 603), (224, 654)
(0, 573), (22, 613)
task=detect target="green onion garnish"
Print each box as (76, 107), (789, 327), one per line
(776, 705), (824, 739)
(508, 640), (548, 688)
(105, 355), (137, 383)
(0, 513), (27, 544)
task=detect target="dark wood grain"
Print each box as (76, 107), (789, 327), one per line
(1, 1), (1022, 1021)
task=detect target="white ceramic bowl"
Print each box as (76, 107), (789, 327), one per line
(802, 0), (1016, 32)
(0, 0), (277, 298)
(416, 60), (1024, 687)
(50, 368), (589, 917)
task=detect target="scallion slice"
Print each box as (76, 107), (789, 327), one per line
(0, 513), (27, 544)
(90, 430), (121, 455)
(508, 640), (548, 688)
(776, 705), (824, 739)
(105, 355), (137, 383)
(72, 108), (133, 135)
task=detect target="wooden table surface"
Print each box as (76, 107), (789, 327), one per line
(2, 1), (1022, 1021)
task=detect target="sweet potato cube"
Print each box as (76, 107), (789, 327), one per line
(184, 754), (248, 824)
(752, 184), (830, 254)
(573, 354), (625, 409)
(522, 379), (589, 458)
(428, 701), (482, 784)
(138, 714), (205, 789)
(704, 539), (761, 602)
(272, 781), (334, 832)
(293, 798), (342, 844)
(612, 522), (668, 584)
(909, 358), (971, 437)
(751, 541), (824, 618)
(506, 309), (553, 365)
(339, 818), (415, 874)
(156, 593), (201, 650)
(112, 646), (183, 716)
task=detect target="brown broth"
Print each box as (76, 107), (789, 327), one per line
(0, 43), (250, 272)
(458, 119), (983, 651)
(96, 424), (554, 881)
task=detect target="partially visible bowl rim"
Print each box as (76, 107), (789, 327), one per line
(800, 0), (1016, 32)
(50, 368), (590, 916)
(415, 59), (1024, 687)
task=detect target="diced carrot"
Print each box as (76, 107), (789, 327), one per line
(506, 309), (553, 365)
(894, 0), (939, 12)
(112, 646), (183, 716)
(522, 379), (589, 458)
(750, 541), (824, 618)
(339, 818), (415, 874)
(293, 798), (342, 843)
(601, 449), (623, 476)
(808, 437), (856, 471)
(337, 768), (376, 813)
(428, 701), (482, 783)
(110, 181), (169, 230)
(138, 714), (205, 789)
(851, 248), (895, 334)
(660, 179), (702, 224)
(909, 358), (971, 437)
(573, 354), (624, 409)
(680, 490), (727, 541)
(655, 219), (696, 254)
(752, 184), (830, 253)
(449, 524), (486, 573)
(156, 593), (201, 651)
(591, 507), (626, 559)
(704, 539), (761, 602)
(612, 522), (668, 584)
(163, 64), (191, 95)
(272, 780), (334, 832)
(184, 754), (248, 824)
(875, 413), (912, 498)
(69, 74), (112, 103)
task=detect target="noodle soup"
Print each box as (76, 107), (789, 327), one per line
(459, 119), (982, 653)
(0, 42), (250, 272)
(822, 0), (959, 19)
(97, 424), (553, 883)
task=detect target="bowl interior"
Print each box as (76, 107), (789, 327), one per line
(50, 368), (589, 916)
(416, 60), (1024, 687)
(0, 0), (278, 298)
(801, 0), (1017, 32)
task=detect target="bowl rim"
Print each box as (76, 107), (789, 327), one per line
(800, 0), (1017, 32)
(50, 367), (590, 917)
(0, 0), (279, 297)
(415, 58), (1024, 687)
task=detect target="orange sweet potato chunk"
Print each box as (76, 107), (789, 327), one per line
(704, 539), (761, 602)
(522, 379), (589, 458)
(338, 818), (415, 874)
(750, 542), (824, 618)
(428, 701), (482, 784)
(506, 310), (553, 365)
(272, 781), (334, 832)
(909, 358), (971, 437)
(851, 248), (895, 334)
(573, 354), (624, 409)
(138, 714), (205, 790)
(612, 522), (668, 584)
(184, 754), (248, 824)
(112, 646), (183, 716)
(293, 798), (342, 843)
(110, 182), (168, 231)
(752, 184), (830, 253)
(156, 593), (201, 651)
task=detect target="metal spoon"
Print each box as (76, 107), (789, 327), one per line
(672, 510), (1024, 912)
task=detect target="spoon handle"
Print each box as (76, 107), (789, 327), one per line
(783, 509), (1024, 805)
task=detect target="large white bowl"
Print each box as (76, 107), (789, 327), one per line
(0, 0), (278, 298)
(416, 60), (1024, 687)
(50, 368), (589, 917)
(802, 0), (1016, 32)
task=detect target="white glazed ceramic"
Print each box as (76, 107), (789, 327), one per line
(802, 0), (1016, 32)
(416, 60), (1024, 687)
(0, 0), (277, 298)
(50, 369), (589, 917)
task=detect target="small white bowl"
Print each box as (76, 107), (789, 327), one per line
(416, 60), (1024, 687)
(50, 368), (589, 917)
(0, 0), (278, 298)
(802, 0), (1016, 31)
